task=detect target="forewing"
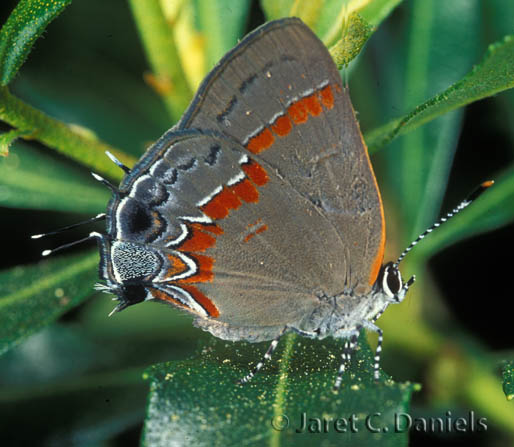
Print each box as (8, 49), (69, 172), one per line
(178, 18), (385, 291)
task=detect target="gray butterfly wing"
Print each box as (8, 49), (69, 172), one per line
(178, 17), (385, 292)
(110, 131), (349, 341)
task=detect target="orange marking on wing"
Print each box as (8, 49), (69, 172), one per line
(304, 94), (322, 116)
(201, 187), (242, 219)
(241, 161), (268, 186)
(255, 224), (268, 235)
(271, 115), (292, 136)
(165, 254), (189, 277)
(180, 254), (214, 283)
(180, 284), (220, 317)
(247, 127), (274, 153)
(244, 232), (255, 242)
(319, 85), (334, 109)
(150, 288), (188, 310)
(191, 223), (224, 235)
(179, 226), (216, 252)
(288, 98), (309, 124)
(230, 178), (259, 203)
(356, 121), (386, 285)
(244, 224), (268, 243)
(247, 218), (262, 228)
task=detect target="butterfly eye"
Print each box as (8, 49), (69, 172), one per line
(121, 284), (147, 305)
(381, 263), (402, 299)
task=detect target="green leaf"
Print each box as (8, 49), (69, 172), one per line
(366, 33), (514, 154)
(0, 127), (31, 156)
(0, 250), (98, 356)
(261, 0), (405, 48)
(328, 13), (374, 68)
(128, 0), (193, 121)
(0, 140), (110, 212)
(194, 0), (252, 71)
(142, 334), (419, 446)
(0, 0), (72, 85)
(370, 0), (481, 241)
(502, 361), (514, 401)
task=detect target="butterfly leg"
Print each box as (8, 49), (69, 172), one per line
(371, 327), (384, 380)
(333, 326), (361, 392)
(238, 328), (286, 385)
(362, 320), (384, 381)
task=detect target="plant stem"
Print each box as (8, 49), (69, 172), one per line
(0, 86), (135, 181)
(128, 0), (193, 122)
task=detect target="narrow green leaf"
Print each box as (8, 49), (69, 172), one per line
(0, 140), (110, 212)
(194, 0), (252, 71)
(142, 335), (419, 446)
(502, 361), (514, 401)
(366, 33), (514, 153)
(128, 0), (193, 121)
(0, 0), (72, 85)
(329, 13), (374, 68)
(0, 251), (98, 356)
(0, 128), (31, 156)
(0, 86), (135, 181)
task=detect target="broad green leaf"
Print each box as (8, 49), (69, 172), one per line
(0, 140), (110, 213)
(0, 0), (71, 85)
(0, 250), (98, 356)
(142, 334), (419, 446)
(407, 167), (514, 261)
(365, 33), (514, 154)
(194, 0), (252, 71)
(502, 361), (514, 401)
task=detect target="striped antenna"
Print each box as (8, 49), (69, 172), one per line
(394, 180), (494, 267)
(41, 232), (103, 257)
(105, 151), (131, 174)
(31, 213), (105, 239)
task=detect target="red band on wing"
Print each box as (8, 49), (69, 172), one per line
(179, 226), (216, 252)
(244, 84), (338, 155)
(150, 288), (188, 310)
(271, 115), (292, 136)
(230, 178), (259, 203)
(179, 284), (220, 318)
(201, 187), (242, 219)
(166, 253), (189, 277)
(241, 160), (268, 186)
(179, 254), (214, 283)
(288, 99), (309, 124)
(319, 85), (334, 109)
(247, 127), (275, 154)
(191, 223), (224, 235)
(304, 93), (322, 116)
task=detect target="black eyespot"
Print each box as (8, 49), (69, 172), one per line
(121, 284), (147, 305)
(126, 201), (152, 234)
